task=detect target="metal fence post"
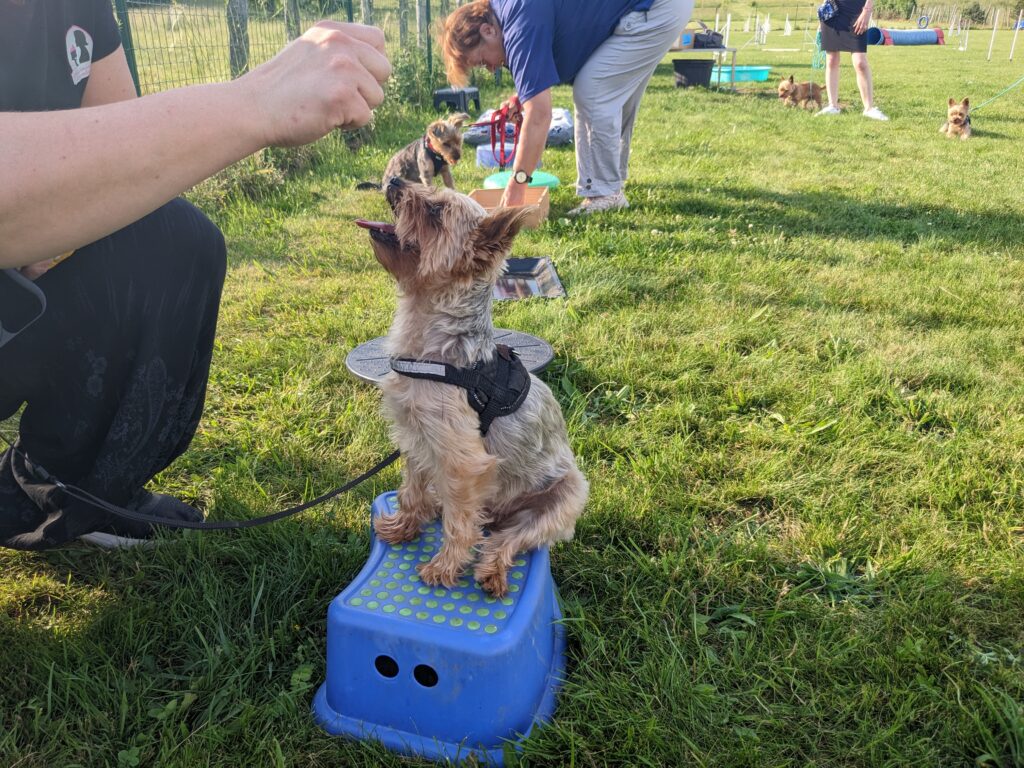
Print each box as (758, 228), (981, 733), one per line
(361, 0), (374, 25)
(346, 0), (354, 23)
(399, 0), (409, 47)
(285, 0), (302, 40)
(112, 0), (141, 96)
(426, 0), (432, 80)
(227, 0), (251, 78)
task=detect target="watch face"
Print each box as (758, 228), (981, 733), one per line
(514, 170), (529, 183)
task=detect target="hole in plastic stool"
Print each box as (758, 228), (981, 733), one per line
(375, 655), (399, 678)
(414, 664), (439, 687)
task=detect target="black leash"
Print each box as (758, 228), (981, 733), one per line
(0, 431), (399, 530)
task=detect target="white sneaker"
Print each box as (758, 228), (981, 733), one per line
(863, 107), (889, 121)
(567, 191), (629, 217)
(815, 105), (842, 116)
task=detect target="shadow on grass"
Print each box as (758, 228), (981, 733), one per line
(647, 181), (1022, 248)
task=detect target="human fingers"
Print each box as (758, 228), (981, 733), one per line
(311, 20), (386, 54)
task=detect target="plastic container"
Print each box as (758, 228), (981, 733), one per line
(711, 64), (772, 83)
(483, 170), (561, 190)
(313, 492), (567, 766)
(673, 58), (714, 87)
(476, 142), (543, 169)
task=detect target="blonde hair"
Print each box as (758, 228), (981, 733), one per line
(441, 0), (498, 87)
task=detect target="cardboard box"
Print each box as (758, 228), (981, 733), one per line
(468, 186), (550, 229)
(672, 30), (696, 49)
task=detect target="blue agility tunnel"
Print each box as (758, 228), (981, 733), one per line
(867, 26), (945, 45)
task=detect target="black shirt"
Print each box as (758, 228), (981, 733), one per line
(0, 0), (122, 111)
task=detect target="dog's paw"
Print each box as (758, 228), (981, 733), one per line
(473, 563), (509, 598)
(374, 513), (420, 545)
(418, 555), (463, 588)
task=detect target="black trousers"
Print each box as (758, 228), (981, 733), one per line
(0, 199), (226, 550)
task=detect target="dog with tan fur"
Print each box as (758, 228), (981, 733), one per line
(356, 178), (588, 596)
(778, 75), (823, 111)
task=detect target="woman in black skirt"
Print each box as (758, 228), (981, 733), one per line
(817, 0), (888, 119)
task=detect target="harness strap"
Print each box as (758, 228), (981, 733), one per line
(390, 344), (531, 436)
(423, 135), (447, 174)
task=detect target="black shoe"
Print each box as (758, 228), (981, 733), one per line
(78, 490), (205, 549)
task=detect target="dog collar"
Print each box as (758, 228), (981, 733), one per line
(423, 135), (448, 174)
(390, 344), (531, 436)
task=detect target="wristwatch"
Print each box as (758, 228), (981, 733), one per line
(512, 169), (533, 185)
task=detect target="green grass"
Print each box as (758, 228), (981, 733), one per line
(4, 31), (1024, 768)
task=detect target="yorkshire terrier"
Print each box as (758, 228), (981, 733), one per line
(778, 75), (823, 110)
(356, 178), (588, 596)
(940, 98), (972, 140)
(383, 113), (470, 190)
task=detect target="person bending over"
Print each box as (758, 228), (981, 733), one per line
(442, 0), (692, 216)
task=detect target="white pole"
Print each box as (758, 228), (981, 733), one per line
(987, 8), (999, 60)
(725, 13), (732, 47)
(1011, 10), (1023, 60)
(715, 11), (720, 31)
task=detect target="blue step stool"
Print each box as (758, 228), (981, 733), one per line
(433, 86), (481, 113)
(313, 492), (567, 765)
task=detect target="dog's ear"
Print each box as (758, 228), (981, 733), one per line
(471, 206), (536, 268)
(449, 113), (471, 129)
(789, 75), (795, 83)
(948, 97), (956, 106)
(961, 97), (970, 108)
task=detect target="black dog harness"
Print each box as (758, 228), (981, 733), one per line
(390, 344), (531, 436)
(423, 135), (447, 174)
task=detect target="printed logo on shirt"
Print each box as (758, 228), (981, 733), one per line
(65, 25), (94, 85)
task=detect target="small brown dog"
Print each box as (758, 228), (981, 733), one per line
(778, 75), (823, 110)
(357, 178), (588, 596)
(383, 113), (470, 190)
(940, 98), (972, 140)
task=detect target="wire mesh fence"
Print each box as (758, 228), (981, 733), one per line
(112, 0), (457, 96)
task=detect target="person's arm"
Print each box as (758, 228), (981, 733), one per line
(81, 45), (138, 107)
(0, 22), (389, 269)
(499, 89), (551, 208)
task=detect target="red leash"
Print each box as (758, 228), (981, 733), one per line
(470, 96), (522, 171)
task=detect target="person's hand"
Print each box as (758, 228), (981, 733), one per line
(853, 9), (871, 34)
(500, 179), (527, 208)
(240, 21), (391, 147)
(500, 95), (523, 122)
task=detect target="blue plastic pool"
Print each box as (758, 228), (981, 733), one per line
(712, 65), (772, 83)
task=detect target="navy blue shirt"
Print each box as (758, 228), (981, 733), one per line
(493, 0), (654, 102)
(824, 0), (869, 33)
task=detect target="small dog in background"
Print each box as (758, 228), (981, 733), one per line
(778, 75), (823, 110)
(383, 113), (470, 190)
(940, 98), (972, 139)
(357, 178), (588, 597)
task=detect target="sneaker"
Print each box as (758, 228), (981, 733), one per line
(862, 106), (889, 121)
(566, 191), (629, 217)
(78, 490), (205, 549)
(815, 105), (842, 116)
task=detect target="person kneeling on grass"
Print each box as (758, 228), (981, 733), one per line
(0, 0), (390, 550)
(442, 0), (693, 217)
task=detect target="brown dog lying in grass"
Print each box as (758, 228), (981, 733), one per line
(356, 178), (588, 596)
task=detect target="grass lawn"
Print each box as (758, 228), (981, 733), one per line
(3, 26), (1024, 768)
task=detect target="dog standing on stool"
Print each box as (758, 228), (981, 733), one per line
(383, 113), (470, 190)
(940, 98), (972, 140)
(356, 178), (588, 597)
